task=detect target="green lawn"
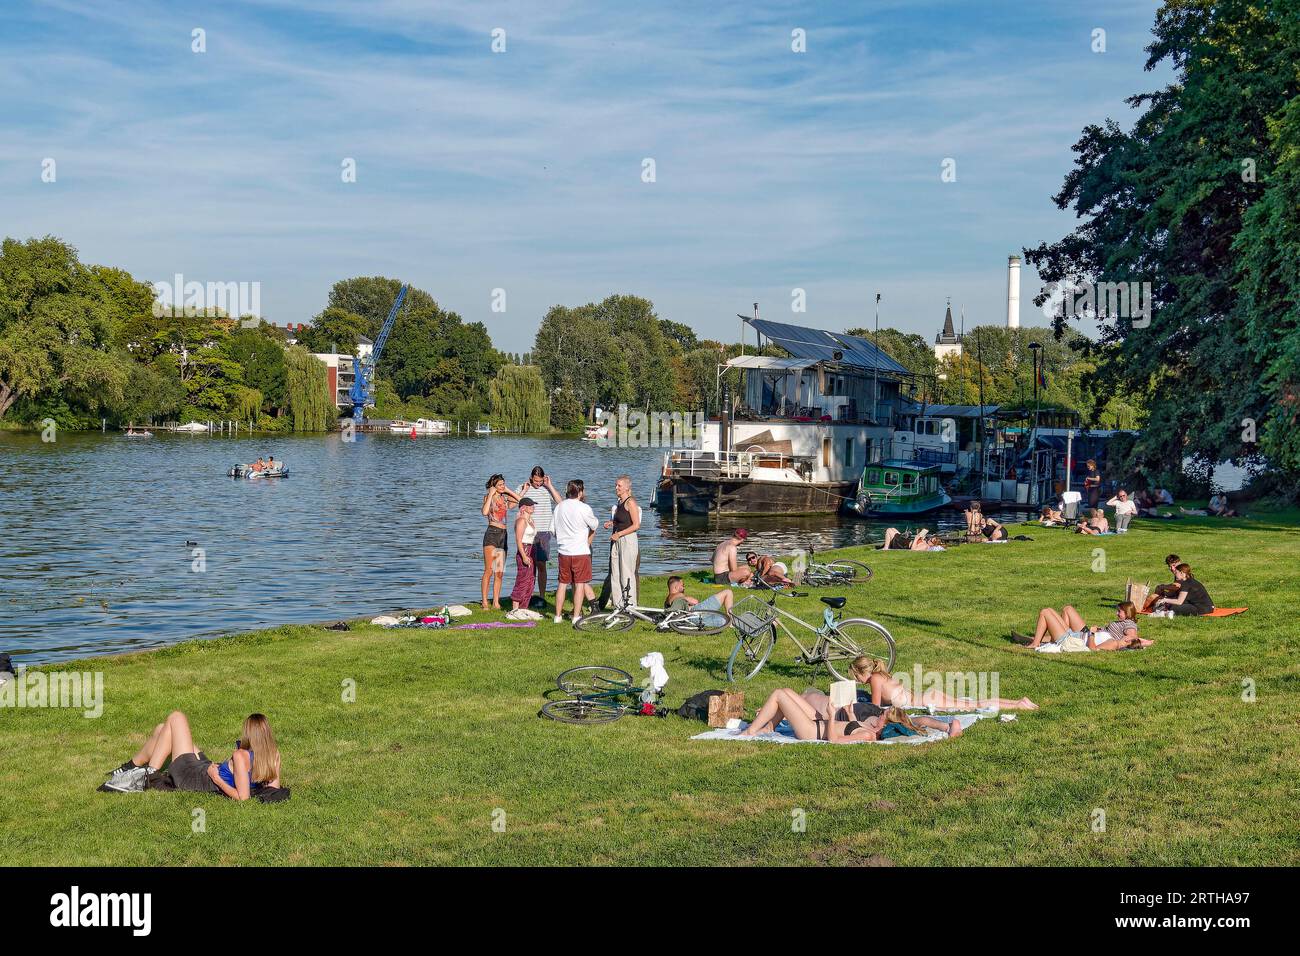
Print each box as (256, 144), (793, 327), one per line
(4, 509), (1299, 866)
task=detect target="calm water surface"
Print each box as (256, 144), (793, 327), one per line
(1, 431), (989, 664)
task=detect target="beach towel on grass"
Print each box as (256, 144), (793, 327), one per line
(1138, 606), (1247, 617)
(691, 711), (992, 745)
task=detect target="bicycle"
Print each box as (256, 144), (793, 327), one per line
(725, 592), (895, 683)
(539, 665), (660, 724)
(798, 546), (873, 588)
(574, 582), (732, 635)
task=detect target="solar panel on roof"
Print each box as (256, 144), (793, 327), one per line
(749, 318), (910, 375)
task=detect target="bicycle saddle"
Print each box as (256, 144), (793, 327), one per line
(820, 596), (847, 609)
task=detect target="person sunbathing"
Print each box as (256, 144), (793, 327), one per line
(879, 528), (944, 551)
(738, 688), (962, 741)
(1087, 508), (1110, 533)
(1039, 505), (1064, 526)
(797, 688), (962, 738)
(1016, 601), (1149, 651)
(745, 551), (792, 586)
(850, 656), (1037, 710)
(101, 711), (281, 799)
(1208, 493), (1239, 517)
(963, 501), (984, 536)
(976, 515), (1006, 541)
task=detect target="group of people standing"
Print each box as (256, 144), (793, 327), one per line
(481, 467), (642, 625)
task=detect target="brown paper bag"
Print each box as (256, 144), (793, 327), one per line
(1125, 579), (1150, 610)
(708, 690), (745, 728)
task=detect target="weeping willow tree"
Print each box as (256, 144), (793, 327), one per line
(231, 386), (263, 422)
(284, 346), (334, 432)
(488, 364), (550, 432)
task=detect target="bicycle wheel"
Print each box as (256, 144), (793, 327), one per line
(823, 560), (873, 585)
(555, 665), (635, 694)
(572, 611), (636, 633)
(540, 699), (624, 724)
(823, 618), (895, 681)
(726, 624), (776, 682)
(667, 608), (732, 636)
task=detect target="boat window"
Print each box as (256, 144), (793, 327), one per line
(884, 472), (899, 486)
(902, 472), (916, 488)
(866, 469), (880, 484)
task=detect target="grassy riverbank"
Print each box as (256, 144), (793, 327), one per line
(4, 508), (1299, 866)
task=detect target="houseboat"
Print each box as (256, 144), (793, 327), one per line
(658, 316), (913, 516)
(845, 459), (951, 516)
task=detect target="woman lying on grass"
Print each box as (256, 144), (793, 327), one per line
(850, 656), (1037, 710)
(1016, 601), (1150, 652)
(879, 528), (946, 551)
(797, 688), (962, 738)
(102, 711), (281, 799)
(738, 688), (962, 741)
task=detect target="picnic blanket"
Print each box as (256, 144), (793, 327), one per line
(691, 711), (993, 745)
(1138, 606), (1247, 617)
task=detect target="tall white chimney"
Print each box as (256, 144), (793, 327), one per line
(1006, 254), (1021, 329)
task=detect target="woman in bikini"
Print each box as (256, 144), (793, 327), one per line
(481, 474), (519, 610)
(101, 711), (281, 799)
(737, 688), (884, 741)
(851, 657), (1037, 710)
(796, 688), (963, 738)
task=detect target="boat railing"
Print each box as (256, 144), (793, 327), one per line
(912, 446), (957, 466)
(668, 448), (814, 480)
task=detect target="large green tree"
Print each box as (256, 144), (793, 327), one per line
(0, 237), (132, 420)
(1024, 0), (1299, 490)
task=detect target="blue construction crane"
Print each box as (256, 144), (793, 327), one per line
(349, 284), (409, 424)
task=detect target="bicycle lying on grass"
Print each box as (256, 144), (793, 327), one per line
(539, 665), (663, 724)
(798, 546), (873, 588)
(574, 583), (732, 635)
(726, 593), (895, 683)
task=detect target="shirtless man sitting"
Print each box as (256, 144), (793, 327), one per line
(712, 529), (753, 585)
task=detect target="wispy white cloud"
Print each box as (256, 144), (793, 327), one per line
(2, 0), (1168, 341)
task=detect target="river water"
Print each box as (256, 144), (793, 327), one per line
(2, 431), (996, 664)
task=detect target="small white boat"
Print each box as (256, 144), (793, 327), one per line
(123, 429), (153, 439)
(390, 418), (450, 435)
(473, 422), (492, 435)
(175, 422), (209, 433)
(582, 424), (609, 442)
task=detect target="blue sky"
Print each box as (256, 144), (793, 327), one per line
(1, 0), (1168, 346)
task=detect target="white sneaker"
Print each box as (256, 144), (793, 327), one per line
(553, 615), (563, 625)
(102, 765), (151, 792)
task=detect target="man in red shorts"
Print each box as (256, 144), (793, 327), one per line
(551, 479), (599, 625)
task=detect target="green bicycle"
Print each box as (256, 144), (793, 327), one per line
(539, 665), (659, 725)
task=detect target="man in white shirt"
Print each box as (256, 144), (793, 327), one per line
(551, 479), (598, 625)
(517, 465), (562, 605)
(1106, 489), (1138, 532)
